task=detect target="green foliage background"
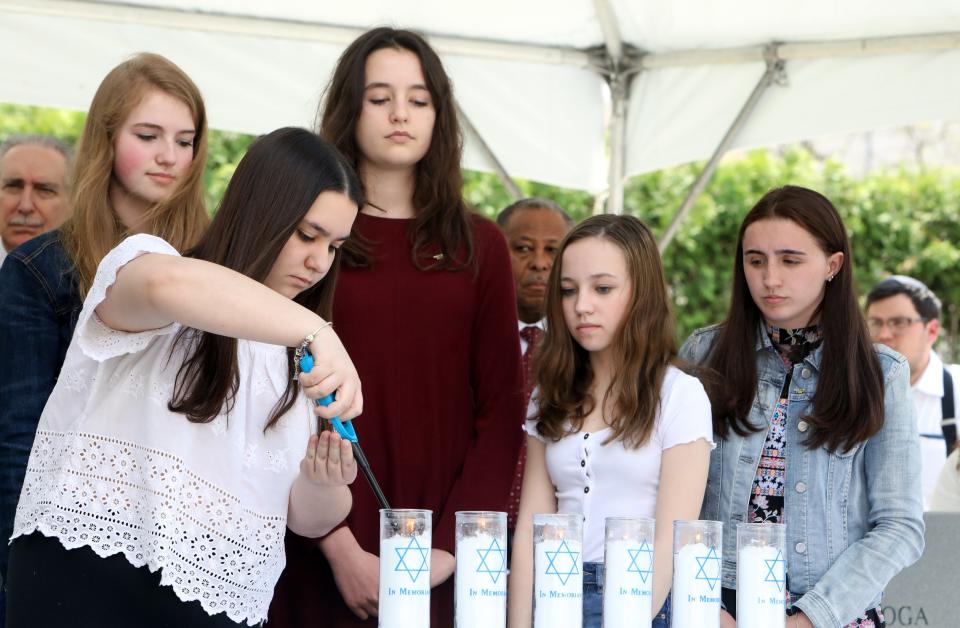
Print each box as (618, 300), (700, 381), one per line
(4, 104), (958, 358)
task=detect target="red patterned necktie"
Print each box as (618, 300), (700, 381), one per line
(519, 326), (544, 404)
(507, 325), (545, 529)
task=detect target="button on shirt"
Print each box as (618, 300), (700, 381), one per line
(523, 366), (713, 562)
(911, 351), (960, 509)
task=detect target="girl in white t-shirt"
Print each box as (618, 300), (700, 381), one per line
(507, 215), (713, 628)
(6, 128), (364, 627)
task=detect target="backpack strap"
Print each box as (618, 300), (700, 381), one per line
(942, 367), (956, 455)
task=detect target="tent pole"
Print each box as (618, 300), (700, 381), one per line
(456, 103), (522, 201)
(593, 0), (624, 61)
(606, 75), (628, 215)
(593, 0), (629, 215)
(658, 46), (785, 251)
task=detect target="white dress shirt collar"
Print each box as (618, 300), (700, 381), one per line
(913, 349), (945, 398)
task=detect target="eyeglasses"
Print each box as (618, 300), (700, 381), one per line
(866, 316), (926, 335)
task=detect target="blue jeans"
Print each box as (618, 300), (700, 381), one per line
(583, 562), (671, 627)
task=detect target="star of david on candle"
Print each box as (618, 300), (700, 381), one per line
(475, 537), (506, 584)
(695, 546), (722, 591)
(764, 549), (787, 592)
(394, 536), (430, 583)
(626, 540), (654, 584)
(544, 539), (580, 585)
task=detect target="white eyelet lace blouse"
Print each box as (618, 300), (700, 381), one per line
(12, 234), (314, 626)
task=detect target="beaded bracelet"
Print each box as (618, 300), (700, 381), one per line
(293, 321), (333, 379)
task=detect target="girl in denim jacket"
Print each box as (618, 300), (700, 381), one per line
(681, 186), (924, 628)
(509, 215), (714, 628)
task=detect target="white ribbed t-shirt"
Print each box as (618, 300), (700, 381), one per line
(525, 366), (714, 563)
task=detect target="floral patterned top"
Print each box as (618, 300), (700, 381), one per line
(747, 325), (884, 628)
(747, 325), (821, 524)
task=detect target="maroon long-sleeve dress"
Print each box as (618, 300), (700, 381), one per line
(268, 212), (525, 628)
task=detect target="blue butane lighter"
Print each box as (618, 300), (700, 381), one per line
(298, 353), (391, 510)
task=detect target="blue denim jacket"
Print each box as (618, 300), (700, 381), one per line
(0, 231), (81, 563)
(680, 324), (924, 628)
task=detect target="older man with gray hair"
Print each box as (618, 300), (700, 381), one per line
(0, 135), (73, 266)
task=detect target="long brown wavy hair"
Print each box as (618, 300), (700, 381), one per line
(168, 128), (362, 428)
(318, 27), (474, 270)
(701, 185), (884, 453)
(532, 215), (677, 448)
(61, 53), (209, 298)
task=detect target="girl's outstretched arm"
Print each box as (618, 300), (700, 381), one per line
(507, 436), (558, 628)
(95, 247), (360, 420)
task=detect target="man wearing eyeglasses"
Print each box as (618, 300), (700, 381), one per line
(866, 275), (959, 509)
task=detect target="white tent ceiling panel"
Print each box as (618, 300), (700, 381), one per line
(625, 62), (767, 176)
(625, 49), (960, 177)
(0, 7), (608, 190)
(123, 0), (606, 49)
(2, 1), (960, 196)
(615, 0), (960, 52)
(444, 55), (607, 190)
(1, 12), (338, 132)
(734, 51), (960, 148)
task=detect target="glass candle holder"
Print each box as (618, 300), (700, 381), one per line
(736, 523), (786, 628)
(455, 511), (507, 628)
(533, 513), (583, 628)
(671, 520), (722, 628)
(379, 509), (431, 628)
(602, 517), (655, 628)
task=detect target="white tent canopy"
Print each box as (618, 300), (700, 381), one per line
(3, 0), (959, 221)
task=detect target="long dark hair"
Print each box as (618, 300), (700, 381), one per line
(533, 215), (677, 448)
(319, 26), (474, 270)
(702, 185), (884, 452)
(168, 127), (362, 428)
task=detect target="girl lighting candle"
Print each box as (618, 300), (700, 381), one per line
(5, 128), (363, 627)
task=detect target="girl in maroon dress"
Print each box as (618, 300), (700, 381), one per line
(268, 27), (526, 628)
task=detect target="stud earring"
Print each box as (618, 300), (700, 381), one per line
(826, 275), (834, 283)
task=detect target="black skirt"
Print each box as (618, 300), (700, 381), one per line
(6, 532), (244, 628)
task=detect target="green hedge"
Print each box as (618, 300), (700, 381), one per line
(467, 150), (960, 358)
(4, 104), (958, 357)
(0, 104), (253, 213)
